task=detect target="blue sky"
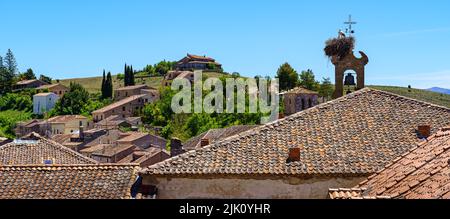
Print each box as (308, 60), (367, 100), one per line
(1, 0), (449, 89)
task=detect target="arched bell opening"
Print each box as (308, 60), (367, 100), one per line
(343, 70), (358, 95)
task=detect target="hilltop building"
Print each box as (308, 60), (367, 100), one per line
(175, 54), (222, 71)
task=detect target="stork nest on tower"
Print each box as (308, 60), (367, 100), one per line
(324, 36), (355, 60)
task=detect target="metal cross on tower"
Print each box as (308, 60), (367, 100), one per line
(344, 15), (357, 36)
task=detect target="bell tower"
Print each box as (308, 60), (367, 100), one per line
(330, 15), (369, 99)
(332, 51), (369, 98)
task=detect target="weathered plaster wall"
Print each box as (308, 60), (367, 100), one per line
(142, 176), (366, 199)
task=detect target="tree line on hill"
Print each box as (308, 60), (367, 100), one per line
(275, 62), (334, 101)
(0, 49), (52, 94)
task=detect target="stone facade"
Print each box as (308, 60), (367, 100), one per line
(142, 176), (366, 199)
(37, 83), (69, 97)
(283, 88), (319, 116)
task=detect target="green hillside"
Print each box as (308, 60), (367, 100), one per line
(58, 75), (450, 109)
(368, 85), (450, 108)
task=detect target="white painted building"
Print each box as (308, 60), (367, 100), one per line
(33, 92), (59, 115)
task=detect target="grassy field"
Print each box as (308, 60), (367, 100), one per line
(368, 85), (450, 108)
(57, 72), (229, 93)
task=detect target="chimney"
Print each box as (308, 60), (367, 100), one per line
(286, 147), (301, 163)
(79, 125), (85, 141)
(200, 138), (210, 147)
(418, 125), (431, 139)
(170, 138), (183, 157)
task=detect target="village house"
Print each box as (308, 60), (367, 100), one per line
(282, 87), (319, 116)
(36, 83), (69, 97)
(118, 147), (170, 168)
(117, 132), (167, 150)
(53, 129), (123, 152)
(329, 126), (450, 199)
(33, 92), (59, 115)
(114, 84), (158, 101)
(90, 144), (137, 163)
(13, 79), (48, 90)
(94, 115), (142, 130)
(0, 132), (97, 165)
(0, 133), (139, 199)
(47, 115), (89, 135)
(175, 53), (222, 71)
(92, 94), (147, 122)
(139, 88), (450, 199)
(15, 119), (50, 137)
(162, 70), (195, 87)
(0, 161), (138, 199)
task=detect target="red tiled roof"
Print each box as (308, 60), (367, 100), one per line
(183, 125), (259, 151)
(16, 79), (46, 85)
(36, 83), (68, 90)
(348, 126), (450, 199)
(47, 115), (87, 123)
(114, 84), (150, 91)
(0, 133), (97, 165)
(92, 94), (146, 114)
(141, 88), (450, 177)
(282, 87), (319, 95)
(0, 164), (139, 199)
(328, 188), (391, 199)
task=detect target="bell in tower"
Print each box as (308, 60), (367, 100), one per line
(344, 73), (356, 86)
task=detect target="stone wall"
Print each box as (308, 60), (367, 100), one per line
(142, 175), (366, 199)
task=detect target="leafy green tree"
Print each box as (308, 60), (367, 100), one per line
(155, 60), (175, 76)
(0, 93), (33, 112)
(319, 77), (334, 101)
(39, 74), (52, 84)
(53, 82), (89, 115)
(299, 69), (319, 91)
(23, 68), (36, 80)
(276, 63), (298, 91)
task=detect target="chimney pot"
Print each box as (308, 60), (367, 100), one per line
(200, 138), (210, 147)
(170, 138), (183, 157)
(286, 147), (301, 163)
(418, 125), (431, 139)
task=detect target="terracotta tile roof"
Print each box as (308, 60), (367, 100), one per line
(33, 92), (56, 97)
(91, 144), (135, 157)
(92, 94), (146, 114)
(80, 144), (112, 154)
(114, 84), (149, 91)
(328, 188), (391, 199)
(281, 87), (319, 95)
(0, 164), (139, 199)
(347, 126), (450, 199)
(50, 134), (73, 144)
(47, 115), (87, 123)
(183, 125), (259, 150)
(0, 133), (97, 165)
(141, 88), (450, 177)
(16, 79), (44, 85)
(36, 83), (67, 90)
(187, 54), (215, 62)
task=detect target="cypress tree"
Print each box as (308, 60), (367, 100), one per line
(106, 72), (113, 98)
(130, 65), (135, 86)
(101, 69), (106, 98)
(124, 63), (128, 86)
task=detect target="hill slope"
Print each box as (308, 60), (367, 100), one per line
(368, 85), (450, 108)
(427, 87), (450, 95)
